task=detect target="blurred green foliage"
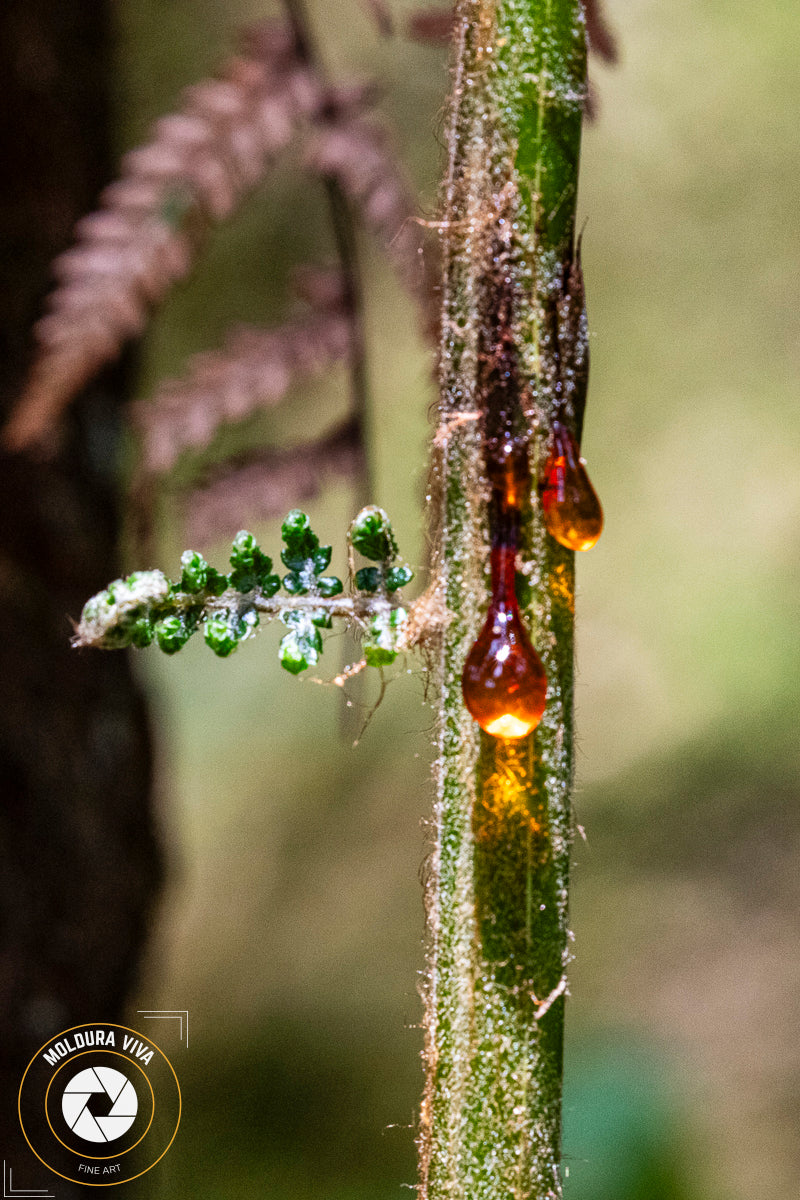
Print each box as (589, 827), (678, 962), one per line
(111, 1), (800, 1198)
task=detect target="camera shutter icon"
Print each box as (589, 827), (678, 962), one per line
(61, 1066), (138, 1143)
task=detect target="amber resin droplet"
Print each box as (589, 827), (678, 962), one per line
(462, 544), (548, 740)
(462, 243), (548, 741)
(541, 419), (604, 551)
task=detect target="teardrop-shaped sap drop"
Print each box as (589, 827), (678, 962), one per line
(462, 547), (547, 740)
(541, 420), (603, 552)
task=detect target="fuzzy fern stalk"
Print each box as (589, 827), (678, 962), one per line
(421, 3), (589, 1199)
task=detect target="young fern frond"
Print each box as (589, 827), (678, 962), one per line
(75, 506), (414, 675)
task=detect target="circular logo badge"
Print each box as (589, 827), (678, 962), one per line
(19, 1023), (180, 1186)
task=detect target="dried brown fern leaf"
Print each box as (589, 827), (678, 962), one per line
(305, 107), (437, 336)
(4, 20), (324, 454)
(183, 417), (365, 545)
(133, 270), (353, 474)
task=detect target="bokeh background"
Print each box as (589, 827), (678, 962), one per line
(92, 0), (799, 1196)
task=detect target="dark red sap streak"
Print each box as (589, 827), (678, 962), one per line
(462, 442), (547, 741)
(460, 238), (549, 740)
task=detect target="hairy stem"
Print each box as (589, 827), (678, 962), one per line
(422, 3), (587, 1199)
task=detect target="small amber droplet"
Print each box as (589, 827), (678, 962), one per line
(541, 421), (603, 551)
(462, 548), (547, 740)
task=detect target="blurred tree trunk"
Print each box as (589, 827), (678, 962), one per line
(0, 0), (161, 1187)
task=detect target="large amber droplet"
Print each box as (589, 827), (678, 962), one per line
(462, 573), (547, 739)
(541, 421), (603, 551)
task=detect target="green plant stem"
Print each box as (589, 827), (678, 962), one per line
(422, 3), (587, 1199)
